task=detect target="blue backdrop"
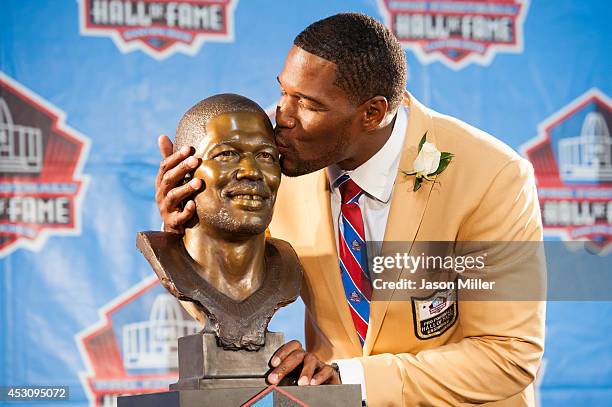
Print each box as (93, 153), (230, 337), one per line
(1, 1), (611, 406)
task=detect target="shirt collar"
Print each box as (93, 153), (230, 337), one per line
(327, 105), (408, 203)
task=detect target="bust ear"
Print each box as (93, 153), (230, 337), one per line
(361, 96), (389, 132)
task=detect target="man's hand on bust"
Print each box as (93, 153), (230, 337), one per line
(268, 340), (341, 386)
(156, 135), (202, 234)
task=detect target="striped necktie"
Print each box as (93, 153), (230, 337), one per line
(336, 174), (372, 346)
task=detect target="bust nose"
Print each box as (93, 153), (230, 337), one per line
(236, 154), (263, 181)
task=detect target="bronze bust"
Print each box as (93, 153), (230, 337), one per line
(137, 94), (302, 351)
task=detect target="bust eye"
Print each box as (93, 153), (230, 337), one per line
(214, 150), (238, 161)
(257, 152), (276, 162)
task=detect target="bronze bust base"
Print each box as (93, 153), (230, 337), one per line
(117, 318), (362, 406)
(170, 331), (285, 390)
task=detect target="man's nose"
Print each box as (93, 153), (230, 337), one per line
(275, 96), (296, 129)
(236, 154), (264, 180)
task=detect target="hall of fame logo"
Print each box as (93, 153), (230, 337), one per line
(0, 73), (90, 258)
(377, 0), (529, 70)
(76, 276), (200, 406)
(411, 287), (458, 340)
(522, 88), (612, 251)
(78, 0), (239, 60)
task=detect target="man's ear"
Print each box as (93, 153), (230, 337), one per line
(361, 96), (389, 131)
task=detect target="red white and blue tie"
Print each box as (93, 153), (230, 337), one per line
(336, 174), (372, 346)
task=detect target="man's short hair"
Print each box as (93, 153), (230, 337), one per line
(294, 13), (407, 111)
(174, 93), (270, 152)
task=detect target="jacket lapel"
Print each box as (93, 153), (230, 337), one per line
(365, 92), (437, 354)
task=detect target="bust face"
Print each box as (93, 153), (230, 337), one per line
(192, 111), (281, 237)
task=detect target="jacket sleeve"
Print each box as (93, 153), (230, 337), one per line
(360, 158), (546, 406)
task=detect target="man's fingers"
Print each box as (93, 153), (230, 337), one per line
(268, 348), (305, 385)
(154, 141), (199, 233)
(156, 146), (193, 189)
(158, 135), (175, 159)
(163, 200), (196, 234)
(165, 179), (203, 210)
(266, 341), (339, 387)
(270, 340), (303, 367)
(297, 353), (320, 386)
(157, 155), (199, 198)
(183, 200), (195, 214)
(310, 365), (337, 385)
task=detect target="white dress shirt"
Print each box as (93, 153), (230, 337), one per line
(328, 105), (408, 402)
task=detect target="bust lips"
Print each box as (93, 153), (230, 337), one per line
(223, 183), (272, 211)
(224, 183), (271, 199)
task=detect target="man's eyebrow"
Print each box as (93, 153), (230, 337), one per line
(276, 76), (325, 107)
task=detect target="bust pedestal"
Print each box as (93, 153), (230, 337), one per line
(172, 331), (284, 389)
(118, 332), (362, 406)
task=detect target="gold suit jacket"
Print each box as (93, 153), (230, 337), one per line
(269, 92), (546, 407)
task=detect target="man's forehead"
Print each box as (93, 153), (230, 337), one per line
(279, 46), (344, 98)
(283, 45), (331, 67)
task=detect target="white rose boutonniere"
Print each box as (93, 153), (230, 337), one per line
(402, 133), (454, 191)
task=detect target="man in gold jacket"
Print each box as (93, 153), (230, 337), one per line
(155, 13), (545, 407)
